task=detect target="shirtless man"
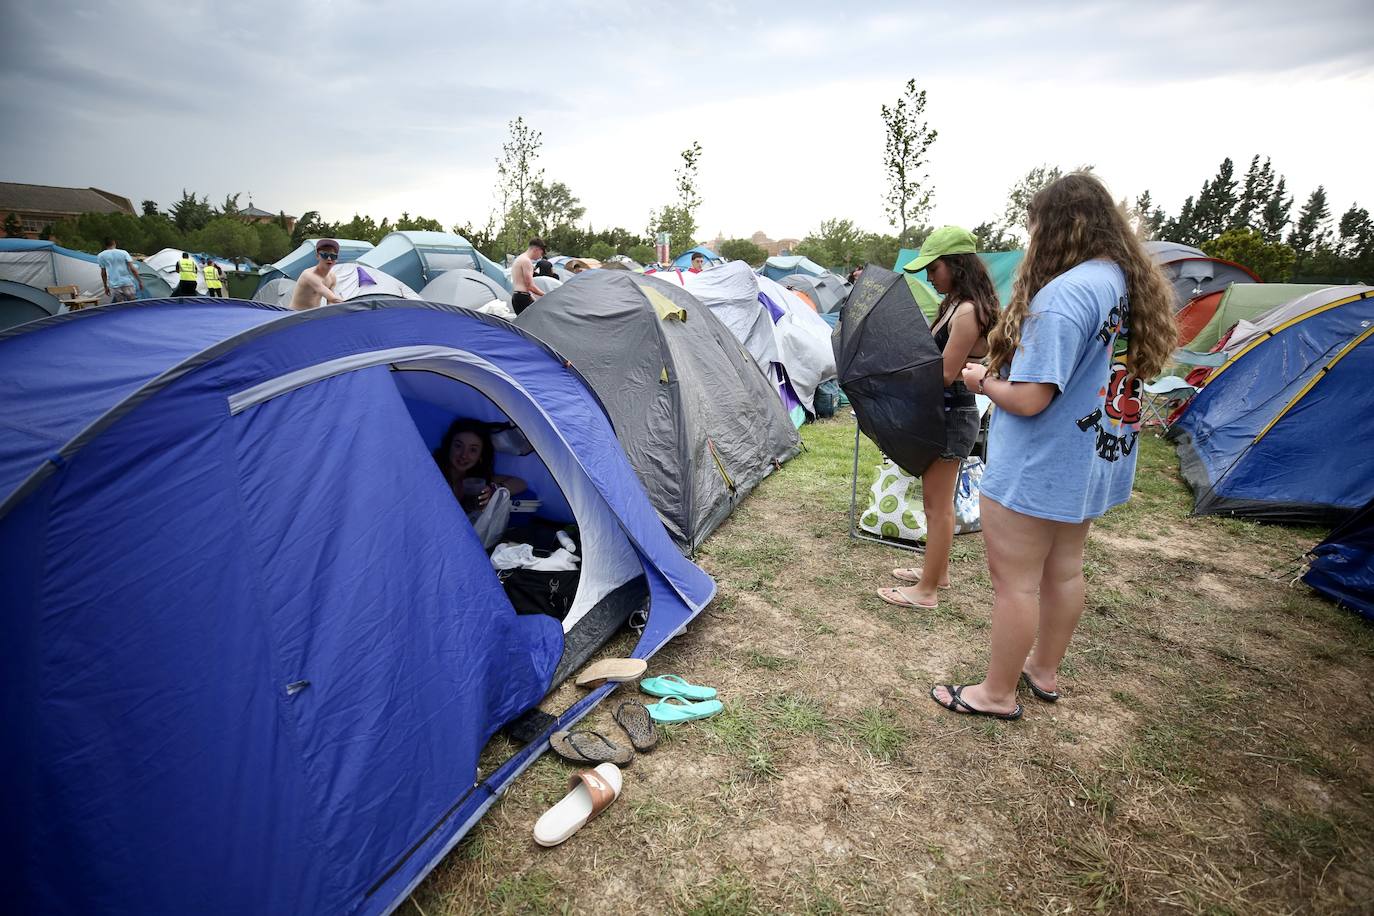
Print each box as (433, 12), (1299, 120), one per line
(509, 238), (546, 316)
(289, 239), (345, 310)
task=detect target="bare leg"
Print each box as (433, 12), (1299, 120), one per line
(896, 458), (960, 604)
(1024, 517), (1092, 693)
(935, 496), (1054, 714)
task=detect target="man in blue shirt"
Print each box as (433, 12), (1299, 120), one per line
(96, 238), (143, 303)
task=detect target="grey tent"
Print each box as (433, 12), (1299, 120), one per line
(516, 270), (801, 553)
(781, 273), (848, 314)
(420, 269), (511, 309)
(0, 280), (63, 331)
(1146, 240), (1260, 308)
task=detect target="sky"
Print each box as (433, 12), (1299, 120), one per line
(3, 0), (1372, 245)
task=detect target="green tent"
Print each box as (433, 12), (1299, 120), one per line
(1187, 283), (1331, 352)
(895, 248), (1024, 320)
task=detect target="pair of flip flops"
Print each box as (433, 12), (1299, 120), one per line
(640, 675), (722, 723)
(928, 673), (1061, 721)
(878, 567), (949, 609)
(549, 701), (658, 767)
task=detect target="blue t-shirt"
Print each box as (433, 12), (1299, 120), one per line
(980, 259), (1142, 523)
(96, 248), (135, 288)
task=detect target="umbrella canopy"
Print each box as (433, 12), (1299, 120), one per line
(833, 265), (945, 477)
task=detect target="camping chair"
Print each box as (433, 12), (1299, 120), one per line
(46, 284), (100, 311)
(1141, 375), (1195, 431)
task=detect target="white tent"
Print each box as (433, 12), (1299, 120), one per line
(250, 263), (420, 308)
(757, 275), (837, 414)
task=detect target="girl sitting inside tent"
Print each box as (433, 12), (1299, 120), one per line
(434, 419), (527, 550)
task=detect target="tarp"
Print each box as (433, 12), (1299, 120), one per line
(255, 238), (375, 288)
(420, 268), (511, 310)
(1304, 496), (1374, 620)
(1184, 283), (1331, 352)
(0, 297), (714, 916)
(359, 231), (510, 293)
(834, 265), (946, 477)
(1169, 286), (1374, 524)
(250, 262), (420, 307)
(516, 271), (800, 552)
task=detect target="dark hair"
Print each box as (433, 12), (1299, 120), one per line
(181, 251), (189, 257)
(534, 259), (556, 277)
(103, 237), (115, 247)
(691, 252), (704, 260)
(434, 419), (494, 483)
(934, 253), (999, 337)
(528, 238), (546, 252)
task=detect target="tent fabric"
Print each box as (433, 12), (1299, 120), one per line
(0, 298), (713, 916)
(1144, 240), (1260, 309)
(781, 272), (849, 314)
(1304, 497), (1374, 620)
(895, 247), (1023, 318)
(0, 279), (64, 331)
(1175, 290), (1224, 346)
(834, 265), (946, 477)
(760, 255), (827, 281)
(255, 238), (375, 288)
(516, 271), (800, 552)
(0, 239), (167, 304)
(250, 262), (420, 308)
(420, 268), (512, 310)
(1183, 284), (1331, 352)
(1168, 287), (1374, 524)
(1218, 285), (1364, 355)
(671, 246), (721, 270)
(757, 275), (838, 415)
(358, 231), (510, 293)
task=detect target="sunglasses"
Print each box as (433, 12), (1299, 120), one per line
(318, 252), (338, 261)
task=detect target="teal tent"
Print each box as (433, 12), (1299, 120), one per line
(895, 248), (1023, 320)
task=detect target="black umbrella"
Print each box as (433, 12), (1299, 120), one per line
(832, 265), (946, 477)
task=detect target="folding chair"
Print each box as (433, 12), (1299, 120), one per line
(1140, 375), (1195, 431)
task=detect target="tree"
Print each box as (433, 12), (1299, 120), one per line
(1336, 204), (1373, 262)
(3, 212), (21, 238)
(141, 200), (160, 217)
(972, 221), (1018, 251)
(1191, 157), (1239, 240)
(626, 243), (655, 266)
(1235, 156), (1277, 231)
(395, 212), (444, 233)
(191, 217), (259, 262)
(795, 218), (869, 271)
(880, 79), (937, 237)
(335, 214), (380, 244)
(291, 210), (334, 246)
(1201, 229), (1295, 282)
(1287, 186), (1331, 270)
(495, 116), (544, 245)
(1161, 195), (1199, 245)
(586, 240), (616, 262)
(530, 180), (585, 237)
(1003, 164), (1092, 235)
(1260, 176), (1292, 243)
(648, 141), (705, 252)
(254, 222), (293, 263)
(719, 238), (768, 264)
(169, 190), (213, 233)
(219, 193), (242, 217)
(1129, 191), (1165, 241)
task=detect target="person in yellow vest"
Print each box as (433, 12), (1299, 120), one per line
(203, 259), (225, 297)
(172, 252), (200, 297)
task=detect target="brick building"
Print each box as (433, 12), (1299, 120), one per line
(0, 182), (136, 238)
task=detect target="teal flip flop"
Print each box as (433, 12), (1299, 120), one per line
(645, 696), (724, 723)
(639, 674), (717, 701)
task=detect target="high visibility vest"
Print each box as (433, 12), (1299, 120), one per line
(178, 258), (198, 281)
(203, 264), (222, 288)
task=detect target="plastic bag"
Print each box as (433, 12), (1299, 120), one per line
(954, 458), (984, 535)
(858, 459), (927, 542)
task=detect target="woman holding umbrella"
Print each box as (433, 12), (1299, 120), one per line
(930, 173), (1175, 719)
(877, 226), (999, 611)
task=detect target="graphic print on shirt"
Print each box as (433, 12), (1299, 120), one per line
(1075, 296), (1141, 461)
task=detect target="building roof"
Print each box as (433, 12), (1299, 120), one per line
(0, 182), (134, 216)
(241, 204), (293, 219)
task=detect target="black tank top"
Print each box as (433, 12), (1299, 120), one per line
(933, 306), (977, 408)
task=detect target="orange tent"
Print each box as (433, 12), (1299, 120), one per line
(1176, 290), (1223, 346)
(791, 289), (818, 311)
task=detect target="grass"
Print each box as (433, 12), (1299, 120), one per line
(407, 417), (1374, 916)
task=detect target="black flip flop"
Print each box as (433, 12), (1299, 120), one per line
(549, 729), (633, 765)
(612, 701), (658, 752)
(929, 684), (1023, 721)
(1020, 671), (1060, 703)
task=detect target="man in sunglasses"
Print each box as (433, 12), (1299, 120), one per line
(289, 238), (345, 310)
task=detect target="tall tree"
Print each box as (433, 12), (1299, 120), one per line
(719, 238), (768, 265)
(1337, 204), (1373, 261)
(395, 212), (444, 232)
(795, 218), (869, 271)
(1191, 157), (1239, 240)
(141, 200), (160, 217)
(648, 141), (705, 250)
(1162, 195), (1199, 245)
(3, 212), (21, 238)
(1130, 190), (1166, 241)
(1260, 176), (1292, 243)
(972, 221), (1018, 252)
(1235, 156), (1276, 231)
(530, 180), (585, 237)
(220, 193), (242, 217)
(254, 222), (293, 263)
(1201, 229), (1295, 282)
(291, 210), (334, 246)
(1287, 186), (1331, 269)
(880, 79), (937, 237)
(169, 190), (213, 233)
(1002, 164), (1093, 235)
(495, 116), (544, 245)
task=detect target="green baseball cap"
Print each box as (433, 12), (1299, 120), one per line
(902, 225), (977, 273)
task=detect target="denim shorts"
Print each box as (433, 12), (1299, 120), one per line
(940, 382), (979, 461)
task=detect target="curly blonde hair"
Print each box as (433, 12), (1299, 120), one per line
(986, 173), (1176, 380)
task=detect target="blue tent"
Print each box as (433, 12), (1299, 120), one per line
(1305, 497), (1374, 621)
(0, 238), (170, 301)
(671, 245), (722, 270)
(760, 255), (826, 281)
(0, 298), (713, 916)
(1168, 287), (1374, 524)
(255, 238), (374, 288)
(0, 278), (63, 331)
(358, 231), (511, 292)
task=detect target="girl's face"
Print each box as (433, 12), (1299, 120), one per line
(926, 257), (952, 295)
(449, 431), (483, 474)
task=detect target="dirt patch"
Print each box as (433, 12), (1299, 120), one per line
(409, 419), (1374, 916)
